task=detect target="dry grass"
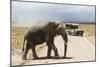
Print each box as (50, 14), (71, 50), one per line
(80, 23), (96, 45)
(80, 23), (95, 36)
(12, 27), (28, 49)
(11, 23), (96, 49)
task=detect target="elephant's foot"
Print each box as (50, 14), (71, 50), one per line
(22, 55), (26, 60)
(33, 56), (39, 60)
(55, 54), (59, 57)
(62, 55), (66, 58)
(47, 56), (52, 59)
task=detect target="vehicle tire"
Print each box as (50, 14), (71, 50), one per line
(80, 33), (83, 37)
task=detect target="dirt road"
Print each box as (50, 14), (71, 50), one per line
(11, 36), (95, 66)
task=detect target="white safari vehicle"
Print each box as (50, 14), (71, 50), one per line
(65, 23), (84, 37)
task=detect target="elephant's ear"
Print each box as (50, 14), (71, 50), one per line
(57, 23), (68, 41)
(56, 23), (66, 34)
(57, 23), (66, 29)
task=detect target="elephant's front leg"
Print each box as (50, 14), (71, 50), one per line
(47, 46), (52, 58)
(45, 34), (53, 58)
(46, 34), (59, 58)
(52, 44), (59, 57)
(47, 43), (59, 58)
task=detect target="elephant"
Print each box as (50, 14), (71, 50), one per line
(22, 22), (68, 60)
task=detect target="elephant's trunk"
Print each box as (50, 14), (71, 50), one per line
(63, 39), (68, 58)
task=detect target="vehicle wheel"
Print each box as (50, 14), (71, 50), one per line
(80, 33), (83, 37)
(77, 33), (82, 37)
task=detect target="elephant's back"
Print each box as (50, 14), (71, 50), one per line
(27, 22), (48, 33)
(25, 28), (46, 44)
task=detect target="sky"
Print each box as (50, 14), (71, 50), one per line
(12, 1), (95, 23)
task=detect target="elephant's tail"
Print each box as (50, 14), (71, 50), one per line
(22, 36), (26, 53)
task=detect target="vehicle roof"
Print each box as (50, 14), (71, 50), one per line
(65, 23), (80, 26)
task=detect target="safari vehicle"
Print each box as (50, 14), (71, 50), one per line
(65, 23), (84, 37)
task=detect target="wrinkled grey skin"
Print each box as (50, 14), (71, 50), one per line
(22, 22), (68, 60)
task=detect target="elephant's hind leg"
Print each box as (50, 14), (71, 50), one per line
(22, 43), (30, 60)
(29, 42), (38, 59)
